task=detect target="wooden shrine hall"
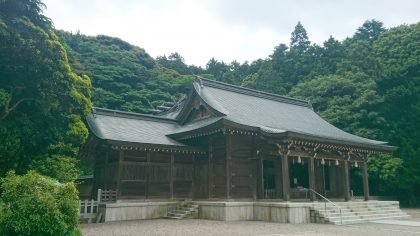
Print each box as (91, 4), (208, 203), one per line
(84, 77), (395, 202)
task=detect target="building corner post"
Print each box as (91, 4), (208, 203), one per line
(362, 160), (370, 201)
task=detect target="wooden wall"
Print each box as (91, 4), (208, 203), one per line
(229, 135), (255, 199)
(210, 136), (227, 198)
(95, 147), (197, 199)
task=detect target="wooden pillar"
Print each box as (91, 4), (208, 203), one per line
(252, 137), (257, 200)
(362, 161), (370, 201)
(259, 156), (264, 199)
(208, 138), (213, 199)
(146, 151), (150, 199)
(275, 158), (282, 199)
(116, 149), (124, 200)
(226, 134), (232, 199)
(343, 160), (351, 201)
(308, 157), (316, 201)
(170, 153), (174, 199)
(92, 149), (100, 199)
(281, 154), (290, 201)
(104, 152), (109, 190)
(192, 155), (196, 199)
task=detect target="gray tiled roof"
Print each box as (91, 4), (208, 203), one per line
(86, 77), (392, 149)
(194, 77), (387, 146)
(86, 108), (184, 146)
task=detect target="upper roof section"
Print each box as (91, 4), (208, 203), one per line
(180, 77), (388, 147)
(194, 77), (313, 109)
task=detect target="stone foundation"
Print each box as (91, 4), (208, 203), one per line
(100, 201), (311, 223)
(99, 201), (180, 222)
(196, 201), (310, 223)
(99, 200), (402, 223)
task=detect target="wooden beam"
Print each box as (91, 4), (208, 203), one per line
(170, 153), (174, 199)
(308, 157), (316, 201)
(252, 136), (257, 200)
(226, 134), (231, 199)
(362, 161), (370, 201)
(208, 138), (213, 199)
(281, 154), (290, 201)
(104, 151), (109, 190)
(275, 157), (282, 199)
(146, 151), (150, 199)
(116, 149), (124, 200)
(192, 155), (196, 199)
(343, 160), (351, 201)
(260, 156), (264, 199)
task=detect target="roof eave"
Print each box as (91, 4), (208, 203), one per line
(262, 131), (397, 152)
(106, 140), (206, 153)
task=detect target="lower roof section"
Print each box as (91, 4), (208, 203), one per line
(86, 108), (184, 147)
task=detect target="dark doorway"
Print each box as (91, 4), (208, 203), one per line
(350, 165), (363, 196)
(289, 161), (309, 188)
(263, 160), (276, 198)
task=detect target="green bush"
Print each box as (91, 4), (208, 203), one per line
(30, 155), (81, 183)
(0, 171), (80, 236)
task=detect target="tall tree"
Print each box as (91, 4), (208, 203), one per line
(287, 22), (314, 84)
(0, 0), (92, 177)
(354, 19), (386, 42)
(290, 21), (311, 54)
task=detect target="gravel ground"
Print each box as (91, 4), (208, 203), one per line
(404, 208), (420, 219)
(81, 218), (420, 236)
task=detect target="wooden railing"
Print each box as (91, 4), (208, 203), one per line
(79, 199), (99, 222)
(264, 189), (276, 199)
(97, 189), (117, 202)
(79, 189), (117, 223)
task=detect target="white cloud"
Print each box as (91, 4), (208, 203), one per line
(43, 0), (419, 67)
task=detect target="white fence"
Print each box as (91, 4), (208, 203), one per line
(79, 189), (116, 223)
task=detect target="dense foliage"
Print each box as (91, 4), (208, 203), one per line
(57, 31), (194, 113)
(0, 0), (92, 178)
(0, 171), (79, 236)
(0, 0), (419, 206)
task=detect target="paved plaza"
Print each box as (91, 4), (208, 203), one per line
(81, 209), (420, 236)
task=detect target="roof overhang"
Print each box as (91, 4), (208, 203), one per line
(261, 130), (397, 153)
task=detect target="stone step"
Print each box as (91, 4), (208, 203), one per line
(322, 212), (360, 218)
(177, 207), (198, 212)
(166, 202), (199, 220)
(171, 210), (190, 214)
(167, 212), (188, 217)
(351, 206), (400, 210)
(327, 218), (367, 225)
(311, 201), (408, 225)
(365, 215), (410, 221)
(357, 213), (409, 219)
(315, 209), (352, 214)
(350, 209), (402, 214)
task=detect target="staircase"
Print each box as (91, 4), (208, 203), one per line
(311, 201), (410, 225)
(166, 202), (199, 219)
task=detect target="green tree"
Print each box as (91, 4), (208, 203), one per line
(354, 19), (386, 42)
(0, 0), (92, 176)
(290, 21), (311, 53)
(0, 171), (80, 236)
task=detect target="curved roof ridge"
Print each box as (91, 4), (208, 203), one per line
(195, 76), (313, 109)
(92, 107), (177, 123)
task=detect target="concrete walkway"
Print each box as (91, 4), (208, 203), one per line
(370, 219), (420, 227)
(80, 208), (420, 236)
(81, 218), (420, 236)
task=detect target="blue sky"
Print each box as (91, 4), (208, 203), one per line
(43, 0), (419, 67)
